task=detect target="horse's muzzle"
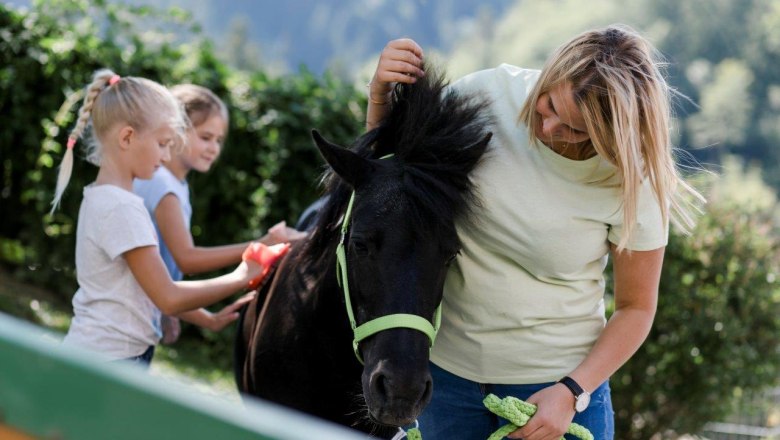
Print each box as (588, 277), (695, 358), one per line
(363, 358), (433, 427)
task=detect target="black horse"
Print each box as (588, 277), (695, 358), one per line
(235, 65), (492, 437)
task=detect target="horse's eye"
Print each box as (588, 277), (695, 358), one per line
(445, 250), (461, 265)
(352, 240), (370, 256)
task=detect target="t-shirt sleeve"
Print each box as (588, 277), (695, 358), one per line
(133, 173), (179, 215)
(607, 179), (669, 251)
(98, 202), (159, 260)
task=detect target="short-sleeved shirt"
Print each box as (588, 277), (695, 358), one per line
(133, 166), (192, 282)
(62, 184), (162, 360)
(430, 64), (668, 384)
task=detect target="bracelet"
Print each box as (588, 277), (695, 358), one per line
(366, 81), (389, 105)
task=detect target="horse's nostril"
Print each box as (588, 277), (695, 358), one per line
(372, 372), (389, 401)
(421, 377), (433, 404)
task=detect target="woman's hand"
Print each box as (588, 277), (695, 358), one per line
(369, 38), (426, 102)
(204, 291), (256, 332)
(507, 383), (576, 440)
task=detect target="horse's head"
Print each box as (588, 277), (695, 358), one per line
(309, 64), (492, 427)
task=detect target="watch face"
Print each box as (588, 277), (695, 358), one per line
(575, 393), (591, 412)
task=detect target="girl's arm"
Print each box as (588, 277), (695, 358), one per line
(154, 194), (303, 275)
(124, 245), (260, 316)
(509, 245), (664, 439)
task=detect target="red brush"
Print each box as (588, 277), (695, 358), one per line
(242, 242), (291, 289)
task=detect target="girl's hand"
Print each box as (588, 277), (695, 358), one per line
(160, 315), (181, 344)
(205, 291), (256, 332)
(266, 221), (308, 243)
(507, 383), (576, 440)
(241, 242), (291, 289)
(370, 38), (425, 102)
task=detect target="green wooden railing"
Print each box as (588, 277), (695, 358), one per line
(0, 312), (364, 440)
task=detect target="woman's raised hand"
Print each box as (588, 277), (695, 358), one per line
(369, 38), (425, 101)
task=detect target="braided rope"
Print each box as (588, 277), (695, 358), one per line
(391, 424), (422, 440)
(406, 427), (422, 440)
(483, 394), (594, 440)
(390, 394), (593, 440)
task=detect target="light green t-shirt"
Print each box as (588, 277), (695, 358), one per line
(430, 64), (668, 384)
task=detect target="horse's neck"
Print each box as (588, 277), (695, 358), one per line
(294, 238), (348, 320)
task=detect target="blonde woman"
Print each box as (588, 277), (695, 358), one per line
(51, 70), (287, 367)
(367, 25), (702, 439)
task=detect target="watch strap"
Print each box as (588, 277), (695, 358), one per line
(558, 376), (585, 397)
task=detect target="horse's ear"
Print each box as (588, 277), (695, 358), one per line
(312, 130), (375, 188)
(470, 132), (493, 157)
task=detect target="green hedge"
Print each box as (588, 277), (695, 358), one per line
(611, 174), (780, 438)
(0, 0), (365, 297)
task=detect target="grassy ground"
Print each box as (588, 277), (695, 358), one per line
(0, 267), (239, 403)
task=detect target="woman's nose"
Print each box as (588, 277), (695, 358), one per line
(541, 115), (560, 136)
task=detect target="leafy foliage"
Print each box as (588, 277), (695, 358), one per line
(449, 0), (780, 188)
(610, 165), (780, 438)
(0, 0), (365, 298)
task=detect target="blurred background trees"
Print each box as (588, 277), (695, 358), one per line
(1, 0), (779, 438)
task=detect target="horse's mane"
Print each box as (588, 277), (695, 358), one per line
(302, 63), (492, 262)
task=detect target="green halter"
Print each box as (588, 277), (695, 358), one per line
(335, 155), (442, 364)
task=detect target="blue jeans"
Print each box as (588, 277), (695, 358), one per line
(416, 362), (614, 439)
(117, 345), (155, 368)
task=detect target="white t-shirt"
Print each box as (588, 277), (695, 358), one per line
(430, 64), (668, 384)
(62, 184), (162, 360)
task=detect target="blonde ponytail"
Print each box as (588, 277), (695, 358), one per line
(49, 69), (117, 213)
(49, 137), (76, 214)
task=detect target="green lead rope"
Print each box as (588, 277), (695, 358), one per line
(393, 394), (593, 440)
(483, 394), (594, 440)
(405, 427), (422, 440)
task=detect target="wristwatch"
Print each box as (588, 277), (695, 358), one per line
(558, 376), (591, 413)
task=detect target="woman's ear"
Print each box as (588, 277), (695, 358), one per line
(117, 125), (135, 151)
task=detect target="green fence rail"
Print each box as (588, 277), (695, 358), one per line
(0, 312), (365, 440)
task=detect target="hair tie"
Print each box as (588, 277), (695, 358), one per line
(108, 75), (121, 86)
(66, 137), (76, 150)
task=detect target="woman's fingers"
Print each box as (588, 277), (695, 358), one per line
(386, 38), (423, 59)
(377, 52), (424, 78)
(372, 38), (425, 93)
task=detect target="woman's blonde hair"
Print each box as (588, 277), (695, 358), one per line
(50, 68), (187, 213)
(520, 24), (704, 251)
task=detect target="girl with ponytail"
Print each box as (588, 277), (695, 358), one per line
(52, 70), (289, 366)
